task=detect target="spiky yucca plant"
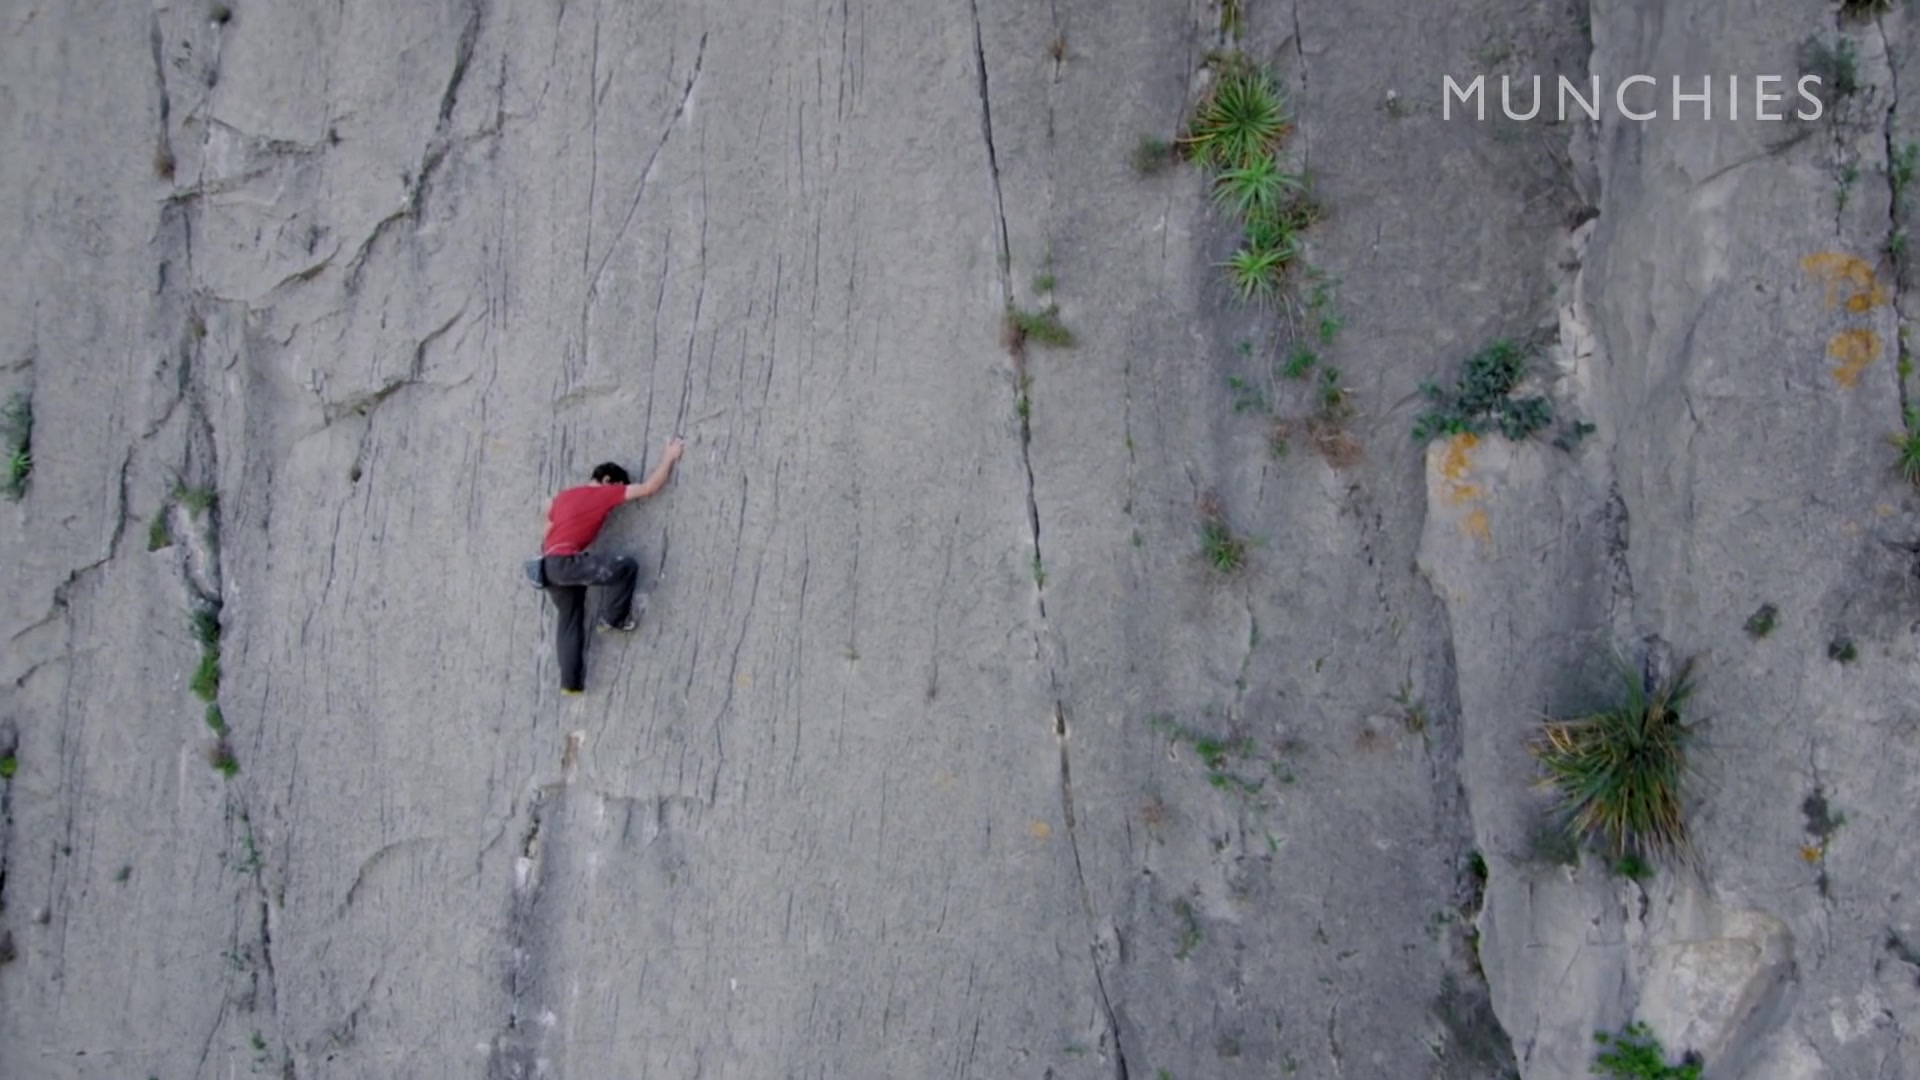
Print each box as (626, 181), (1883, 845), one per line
(1222, 239), (1297, 306)
(1530, 657), (1698, 863)
(1210, 155), (1304, 223)
(1182, 66), (1288, 170)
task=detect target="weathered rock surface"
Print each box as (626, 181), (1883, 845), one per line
(1, 0), (1916, 1078)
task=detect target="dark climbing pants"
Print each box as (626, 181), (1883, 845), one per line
(543, 552), (639, 692)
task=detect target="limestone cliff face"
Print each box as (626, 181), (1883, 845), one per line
(0, 1), (1914, 1078)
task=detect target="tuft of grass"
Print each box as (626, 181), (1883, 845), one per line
(191, 648), (221, 702)
(1892, 407), (1920, 486)
(191, 605), (221, 647)
(1173, 898), (1203, 960)
(1529, 656), (1697, 863)
(1282, 346), (1318, 379)
(154, 147), (177, 180)
(1227, 375), (1268, 415)
(1610, 853), (1653, 882)
(1894, 144), (1919, 204)
(2, 391), (31, 501)
(1031, 553), (1046, 589)
(1181, 64), (1289, 171)
(1412, 339), (1553, 444)
(1006, 305), (1074, 349)
(148, 513), (173, 551)
(1196, 495), (1247, 574)
(1032, 272), (1056, 294)
(205, 704), (227, 734)
(1592, 1021), (1702, 1080)
(1828, 637), (1858, 664)
(1802, 36), (1860, 99)
(1219, 0), (1242, 40)
(1221, 239), (1297, 306)
(0, 754), (15, 780)
(1131, 135), (1173, 175)
(175, 483), (217, 516)
(1889, 230), (1907, 261)
(1743, 603), (1779, 639)
(209, 740), (239, 777)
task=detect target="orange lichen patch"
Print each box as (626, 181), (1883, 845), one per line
(1828, 328), (1881, 387)
(1028, 820), (1052, 841)
(1440, 432), (1479, 481)
(1802, 252), (1889, 313)
(1799, 844), (1824, 864)
(1462, 508), (1491, 541)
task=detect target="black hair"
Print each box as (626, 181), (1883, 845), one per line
(590, 462), (631, 486)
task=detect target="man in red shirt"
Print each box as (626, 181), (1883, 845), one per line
(541, 437), (685, 695)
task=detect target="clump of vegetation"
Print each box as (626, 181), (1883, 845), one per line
(1891, 407), (1920, 487)
(1173, 897), (1204, 960)
(1413, 339), (1553, 443)
(1841, 0), (1894, 16)
(1894, 144), (1919, 204)
(2, 391), (31, 502)
(1181, 63), (1289, 170)
(1592, 1022), (1701, 1080)
(148, 513), (173, 551)
(153, 147), (177, 180)
(189, 604), (222, 702)
(1148, 712), (1284, 796)
(205, 704), (227, 734)
(1610, 853), (1653, 882)
(0, 754), (16, 780)
(1005, 305), (1074, 351)
(1131, 135), (1173, 175)
(1743, 603), (1779, 639)
(1529, 656), (1696, 864)
(1801, 36), (1860, 99)
(1196, 493), (1247, 574)
(1828, 637), (1858, 664)
(175, 482), (217, 516)
(208, 739), (239, 777)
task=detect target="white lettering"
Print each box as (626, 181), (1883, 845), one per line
(1616, 74), (1656, 121)
(1558, 75), (1600, 121)
(1796, 75), (1825, 121)
(1755, 75), (1783, 119)
(1501, 75), (1542, 120)
(1673, 76), (1711, 120)
(1444, 75), (1486, 120)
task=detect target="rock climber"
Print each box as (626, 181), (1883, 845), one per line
(539, 437), (684, 695)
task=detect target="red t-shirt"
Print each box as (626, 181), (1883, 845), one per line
(543, 484), (626, 555)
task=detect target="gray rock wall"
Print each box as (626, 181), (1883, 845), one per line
(0, 1), (1915, 1078)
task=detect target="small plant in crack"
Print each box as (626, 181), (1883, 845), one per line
(1031, 553), (1047, 589)
(1837, 163), (1859, 212)
(1219, 0), (1243, 40)
(1801, 36), (1860, 100)
(1173, 897), (1204, 960)
(209, 2), (234, 26)
(1828, 636), (1859, 664)
(1592, 1021), (1702, 1080)
(1014, 375), (1033, 424)
(1743, 603), (1779, 639)
(207, 738), (239, 777)
(1530, 655), (1697, 864)
(2, 391), (32, 501)
(1894, 145), (1920, 205)
(189, 603), (222, 703)
(1282, 345), (1318, 380)
(1222, 238), (1298, 306)
(1196, 493), (1247, 574)
(0, 754), (16, 780)
(147, 513), (173, 551)
(1005, 305), (1074, 349)
(1610, 853), (1653, 883)
(1131, 135), (1173, 175)
(1888, 230), (1907, 262)
(1891, 406), (1920, 487)
(153, 147), (177, 181)
(174, 482), (217, 516)
(204, 704), (226, 734)
(1031, 271), (1056, 295)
